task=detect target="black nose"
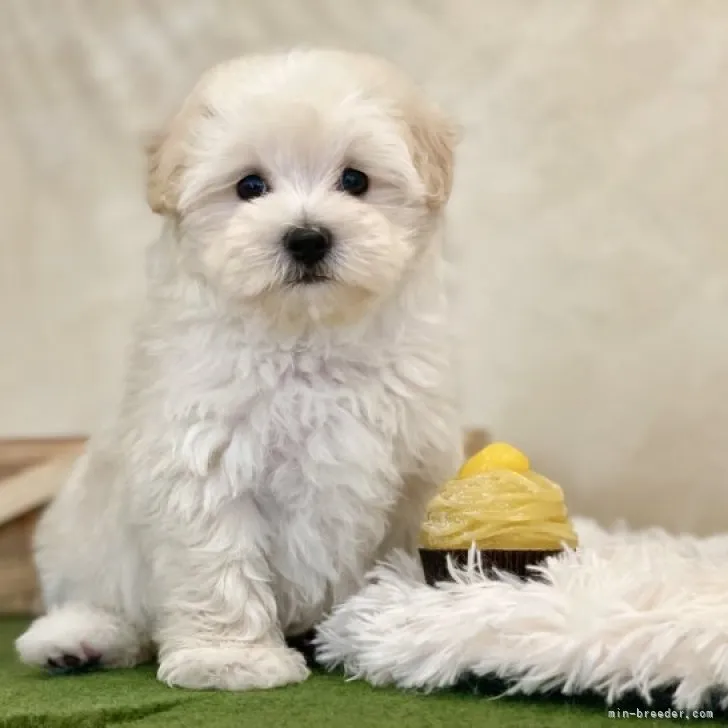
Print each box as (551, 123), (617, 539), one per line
(283, 227), (332, 267)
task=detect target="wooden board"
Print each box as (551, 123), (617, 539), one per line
(0, 438), (84, 615)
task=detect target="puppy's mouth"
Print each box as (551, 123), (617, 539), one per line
(286, 268), (333, 286)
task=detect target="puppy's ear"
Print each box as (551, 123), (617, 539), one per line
(406, 103), (459, 211)
(145, 117), (185, 216)
(146, 85), (216, 215)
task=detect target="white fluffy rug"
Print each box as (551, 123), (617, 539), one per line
(314, 518), (728, 711)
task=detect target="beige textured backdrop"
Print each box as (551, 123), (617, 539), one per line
(2, 0), (728, 533)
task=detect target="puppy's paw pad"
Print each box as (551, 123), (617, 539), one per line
(46, 652), (101, 675)
(158, 645), (310, 691)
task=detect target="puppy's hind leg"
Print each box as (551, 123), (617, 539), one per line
(16, 603), (149, 673)
(15, 450), (151, 673)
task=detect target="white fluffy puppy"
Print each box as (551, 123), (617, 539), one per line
(16, 48), (462, 691)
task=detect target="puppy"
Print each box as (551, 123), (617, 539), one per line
(16, 48), (463, 691)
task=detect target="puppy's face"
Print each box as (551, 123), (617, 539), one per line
(148, 50), (456, 325)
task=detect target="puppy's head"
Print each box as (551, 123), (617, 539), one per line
(148, 49), (457, 325)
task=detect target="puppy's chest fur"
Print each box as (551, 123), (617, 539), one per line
(160, 333), (447, 631)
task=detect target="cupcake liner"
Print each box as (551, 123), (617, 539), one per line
(419, 548), (562, 585)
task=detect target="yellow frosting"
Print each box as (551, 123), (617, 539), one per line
(419, 443), (578, 551)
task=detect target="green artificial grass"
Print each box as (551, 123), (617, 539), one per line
(0, 617), (718, 727)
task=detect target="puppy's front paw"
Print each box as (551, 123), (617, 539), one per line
(158, 645), (310, 691)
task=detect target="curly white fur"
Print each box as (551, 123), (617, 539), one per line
(315, 517), (728, 711)
(15, 48), (463, 691)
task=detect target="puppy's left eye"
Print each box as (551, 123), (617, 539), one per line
(339, 168), (369, 197)
(236, 173), (269, 201)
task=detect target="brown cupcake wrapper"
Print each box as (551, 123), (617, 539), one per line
(419, 548), (562, 585)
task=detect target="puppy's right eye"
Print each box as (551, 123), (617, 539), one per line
(236, 174), (269, 201)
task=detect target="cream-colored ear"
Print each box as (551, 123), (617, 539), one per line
(145, 118), (184, 216)
(407, 104), (459, 211)
(146, 87), (204, 215)
(145, 63), (223, 215)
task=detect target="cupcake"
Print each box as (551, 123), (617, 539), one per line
(419, 443), (578, 584)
